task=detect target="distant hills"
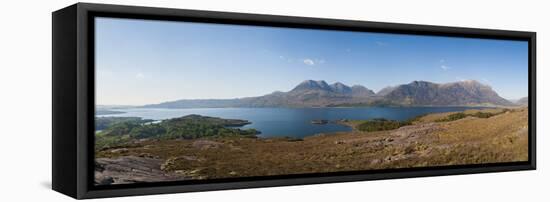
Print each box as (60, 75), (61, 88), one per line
(515, 97), (529, 106)
(143, 79), (519, 108)
(380, 80), (512, 106)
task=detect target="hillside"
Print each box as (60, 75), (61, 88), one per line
(516, 97), (529, 106)
(95, 107), (528, 184)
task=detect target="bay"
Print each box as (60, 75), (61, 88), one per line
(98, 107), (485, 138)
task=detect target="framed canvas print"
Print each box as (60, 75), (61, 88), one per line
(52, 3), (536, 199)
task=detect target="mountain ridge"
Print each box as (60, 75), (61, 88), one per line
(143, 79), (516, 108)
(381, 80), (512, 106)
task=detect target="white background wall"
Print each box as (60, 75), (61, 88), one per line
(0, 0), (547, 201)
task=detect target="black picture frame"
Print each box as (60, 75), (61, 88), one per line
(52, 3), (536, 199)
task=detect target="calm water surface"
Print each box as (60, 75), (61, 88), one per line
(99, 107), (485, 138)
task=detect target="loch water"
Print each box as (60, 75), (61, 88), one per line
(99, 107), (485, 138)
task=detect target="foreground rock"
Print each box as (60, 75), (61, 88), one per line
(95, 156), (187, 185)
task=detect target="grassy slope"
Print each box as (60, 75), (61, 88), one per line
(96, 107), (528, 181)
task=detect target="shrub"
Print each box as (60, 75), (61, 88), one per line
(400, 114), (426, 125)
(436, 109), (508, 122)
(130, 124), (167, 139)
(436, 113), (466, 122)
(471, 112), (494, 118)
(95, 134), (130, 151)
(357, 119), (403, 132)
(102, 122), (141, 136)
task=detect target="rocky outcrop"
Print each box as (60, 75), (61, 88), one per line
(95, 156), (186, 185)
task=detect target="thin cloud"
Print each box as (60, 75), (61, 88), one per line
(303, 59), (315, 66)
(302, 58), (326, 66)
(439, 59), (451, 71)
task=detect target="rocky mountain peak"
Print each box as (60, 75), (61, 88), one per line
(329, 82), (352, 94)
(292, 80), (331, 92)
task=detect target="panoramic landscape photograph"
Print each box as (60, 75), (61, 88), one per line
(94, 17), (529, 185)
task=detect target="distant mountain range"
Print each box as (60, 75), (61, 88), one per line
(143, 80), (519, 108)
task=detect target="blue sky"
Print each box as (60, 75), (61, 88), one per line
(95, 17), (528, 105)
